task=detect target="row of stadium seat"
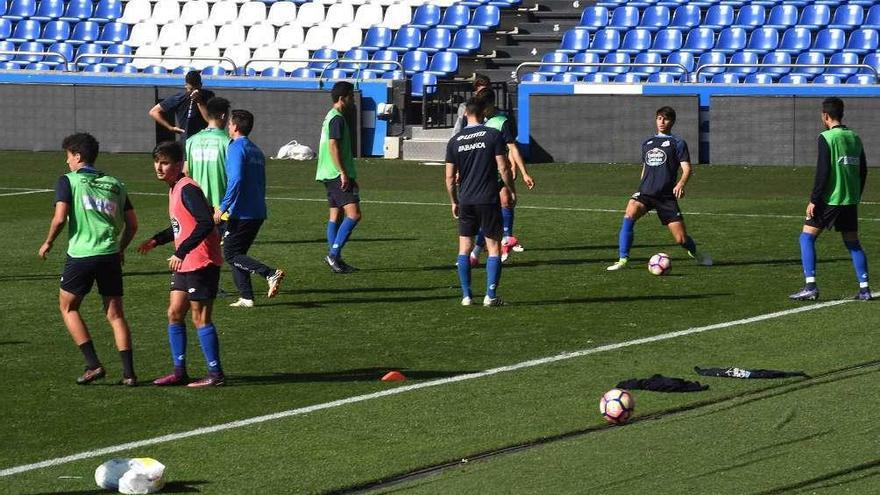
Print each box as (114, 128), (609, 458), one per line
(522, 71), (877, 84)
(1, 0), (118, 22)
(559, 26), (880, 56)
(596, 0), (874, 7)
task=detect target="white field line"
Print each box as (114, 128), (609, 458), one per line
(0, 295), (862, 478)
(0, 188), (52, 197)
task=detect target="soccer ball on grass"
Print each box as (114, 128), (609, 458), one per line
(648, 253), (671, 276)
(600, 388), (635, 424)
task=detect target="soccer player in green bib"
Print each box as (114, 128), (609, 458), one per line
(38, 133), (139, 385)
(790, 97), (871, 301)
(185, 97), (231, 217)
(316, 81), (361, 273)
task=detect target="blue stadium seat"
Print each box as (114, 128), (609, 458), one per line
(323, 68), (348, 79)
(0, 18), (10, 38)
(470, 5), (499, 31)
(703, 5), (734, 31)
(32, 0), (63, 21)
(744, 27), (779, 55)
(0, 40), (14, 61)
(340, 48), (369, 73)
(657, 0), (685, 7)
(759, 51), (791, 76)
(861, 52), (880, 75)
(70, 20), (100, 45)
(0, 61), (19, 69)
(793, 51), (825, 76)
(142, 65), (166, 74)
(112, 63), (137, 73)
(715, 27), (747, 53)
(584, 29), (620, 54)
(728, 50), (758, 75)
(639, 6), (670, 32)
(358, 69), (384, 79)
(864, 5), (880, 30)
(308, 48), (338, 70)
(681, 27), (714, 53)
(813, 0), (843, 5)
(290, 67), (316, 77)
(437, 5), (470, 30)
(426, 51), (457, 75)
(91, 0), (121, 24)
(401, 50), (428, 73)
(489, 0), (519, 8)
(520, 72), (546, 82)
(102, 43), (130, 65)
(847, 74), (876, 85)
(388, 27), (421, 53)
(8, 19), (40, 43)
(370, 50), (397, 72)
(812, 28), (845, 54)
(577, 6), (608, 32)
(582, 73), (610, 82)
(601, 52), (630, 74)
(632, 51), (663, 75)
(619, 28), (652, 54)
(733, 5), (765, 31)
(665, 50), (694, 75)
(667, 5), (700, 31)
(764, 4), (798, 30)
(651, 28), (682, 54)
(844, 28), (878, 55)
(361, 27), (392, 52)
(647, 72), (677, 83)
(711, 72), (739, 83)
(828, 5), (862, 31)
(36, 19), (69, 43)
(172, 66), (192, 75)
(696, 51), (726, 77)
(812, 73), (841, 84)
(82, 62), (108, 72)
(777, 27), (811, 54)
(60, 0), (92, 23)
(558, 28), (590, 54)
(826, 51), (859, 76)
(95, 21), (127, 46)
(798, 4), (831, 31)
(778, 73), (811, 83)
(15, 41), (45, 64)
(848, 0), (874, 6)
(449, 27), (480, 54)
(569, 51), (599, 75)
(418, 27), (451, 54)
(552, 72), (579, 82)
(536, 51), (568, 76)
(5, 0), (36, 21)
(73, 42), (101, 66)
(410, 71), (437, 98)
(46, 40), (72, 67)
(614, 72), (642, 83)
(607, 6), (639, 31)
(0, 0), (7, 17)
(409, 4), (440, 30)
(744, 73), (774, 83)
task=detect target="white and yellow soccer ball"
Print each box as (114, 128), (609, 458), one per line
(600, 388), (635, 425)
(648, 253), (671, 276)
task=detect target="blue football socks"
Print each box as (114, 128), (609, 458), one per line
(326, 220), (338, 250)
(168, 323), (187, 369)
(502, 207), (514, 238)
(844, 239), (869, 287)
(618, 217), (635, 259)
(329, 217), (358, 258)
(486, 256), (502, 298)
(197, 324), (222, 373)
(799, 232), (818, 284)
(457, 255), (472, 298)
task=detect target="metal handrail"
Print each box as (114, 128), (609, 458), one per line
(71, 53), (239, 71)
(0, 49), (70, 69)
(244, 57), (405, 79)
(515, 61), (690, 81)
(693, 63), (879, 81)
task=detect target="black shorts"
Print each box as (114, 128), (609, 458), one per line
(323, 177), (360, 208)
(631, 192), (683, 225)
(60, 254), (123, 297)
(459, 203), (503, 238)
(805, 203), (858, 232)
(171, 264), (221, 301)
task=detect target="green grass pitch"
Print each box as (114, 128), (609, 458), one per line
(1, 151), (879, 494)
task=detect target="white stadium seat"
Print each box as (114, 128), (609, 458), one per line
(348, 0), (368, 6)
(332, 25), (362, 51)
(157, 22), (187, 48)
(237, 1), (266, 27)
(370, 0), (396, 7)
(317, 0), (337, 5)
(222, 44), (251, 70)
(405, 0), (426, 6)
(274, 23), (304, 48)
(193, 44), (221, 69)
(380, 3), (411, 29)
(151, 0), (181, 25)
(249, 45), (280, 71)
(352, 3), (382, 28)
(281, 46), (309, 71)
(245, 22), (275, 48)
(302, 25), (333, 50)
(187, 22), (217, 47)
(162, 43), (192, 69)
(267, 2), (296, 27)
(119, 0), (151, 24)
(215, 23), (245, 47)
(208, 1), (239, 26)
(180, 1), (210, 26)
(325, 3), (354, 28)
(132, 44), (161, 69)
(433, 0), (456, 6)
(296, 2), (325, 28)
(126, 22), (159, 47)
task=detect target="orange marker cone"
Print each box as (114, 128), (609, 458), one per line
(381, 371), (406, 382)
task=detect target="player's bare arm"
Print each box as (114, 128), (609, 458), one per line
(497, 155), (516, 206)
(445, 162), (459, 218)
(38, 201), (68, 259)
(328, 138), (349, 190)
(673, 161), (691, 199)
(118, 209), (138, 264)
(149, 104), (184, 134)
(508, 144), (534, 189)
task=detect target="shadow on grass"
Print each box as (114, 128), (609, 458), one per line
(230, 367), (474, 386)
(257, 237), (418, 245)
(29, 480), (208, 494)
(0, 274), (58, 282)
(712, 257), (849, 268)
(516, 293), (730, 306)
(286, 286), (446, 295)
(526, 243), (670, 252)
(756, 459), (880, 494)
(0, 340), (28, 346)
(264, 294), (451, 308)
(366, 257), (603, 273)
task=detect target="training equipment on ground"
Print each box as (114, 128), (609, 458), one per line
(648, 253), (671, 276)
(600, 388), (635, 424)
(96, 457), (166, 494)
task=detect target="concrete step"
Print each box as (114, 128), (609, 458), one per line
(511, 32), (564, 43)
(401, 137), (449, 161)
(518, 20), (580, 33)
(537, 0), (593, 12)
(409, 126), (455, 140)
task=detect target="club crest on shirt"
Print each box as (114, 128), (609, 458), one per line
(661, 140), (671, 147)
(171, 218), (181, 237)
(645, 148), (667, 167)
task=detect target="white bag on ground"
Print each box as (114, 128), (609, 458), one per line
(95, 458), (130, 490)
(273, 140), (315, 160)
(95, 457), (166, 494)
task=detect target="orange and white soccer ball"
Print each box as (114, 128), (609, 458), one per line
(600, 388), (635, 424)
(648, 253), (671, 276)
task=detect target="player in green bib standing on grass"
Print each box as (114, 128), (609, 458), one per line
(185, 97), (231, 220)
(790, 97), (871, 301)
(38, 133), (139, 386)
(316, 81), (361, 274)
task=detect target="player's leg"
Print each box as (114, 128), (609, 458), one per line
(154, 286), (191, 386)
(328, 200), (362, 272)
(187, 265), (224, 387)
(499, 186), (517, 262)
(224, 219), (279, 304)
(607, 199), (647, 271)
(483, 206), (504, 306)
(327, 207), (342, 250)
(96, 256), (135, 385)
(791, 224), (823, 300)
(666, 220), (711, 266)
(842, 230), (871, 299)
(59, 289), (104, 384)
(458, 235), (476, 305)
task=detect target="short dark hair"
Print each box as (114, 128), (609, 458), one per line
(464, 97), (484, 118)
(152, 141), (184, 163)
(331, 81), (354, 103)
(206, 96), (230, 121)
(656, 106), (676, 123)
(185, 70), (202, 88)
(822, 97), (844, 120)
(474, 73), (491, 90)
(62, 133), (99, 164)
(230, 109), (254, 136)
(476, 89), (496, 107)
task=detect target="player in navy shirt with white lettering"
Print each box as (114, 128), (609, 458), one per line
(445, 98), (516, 307)
(607, 106), (712, 271)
